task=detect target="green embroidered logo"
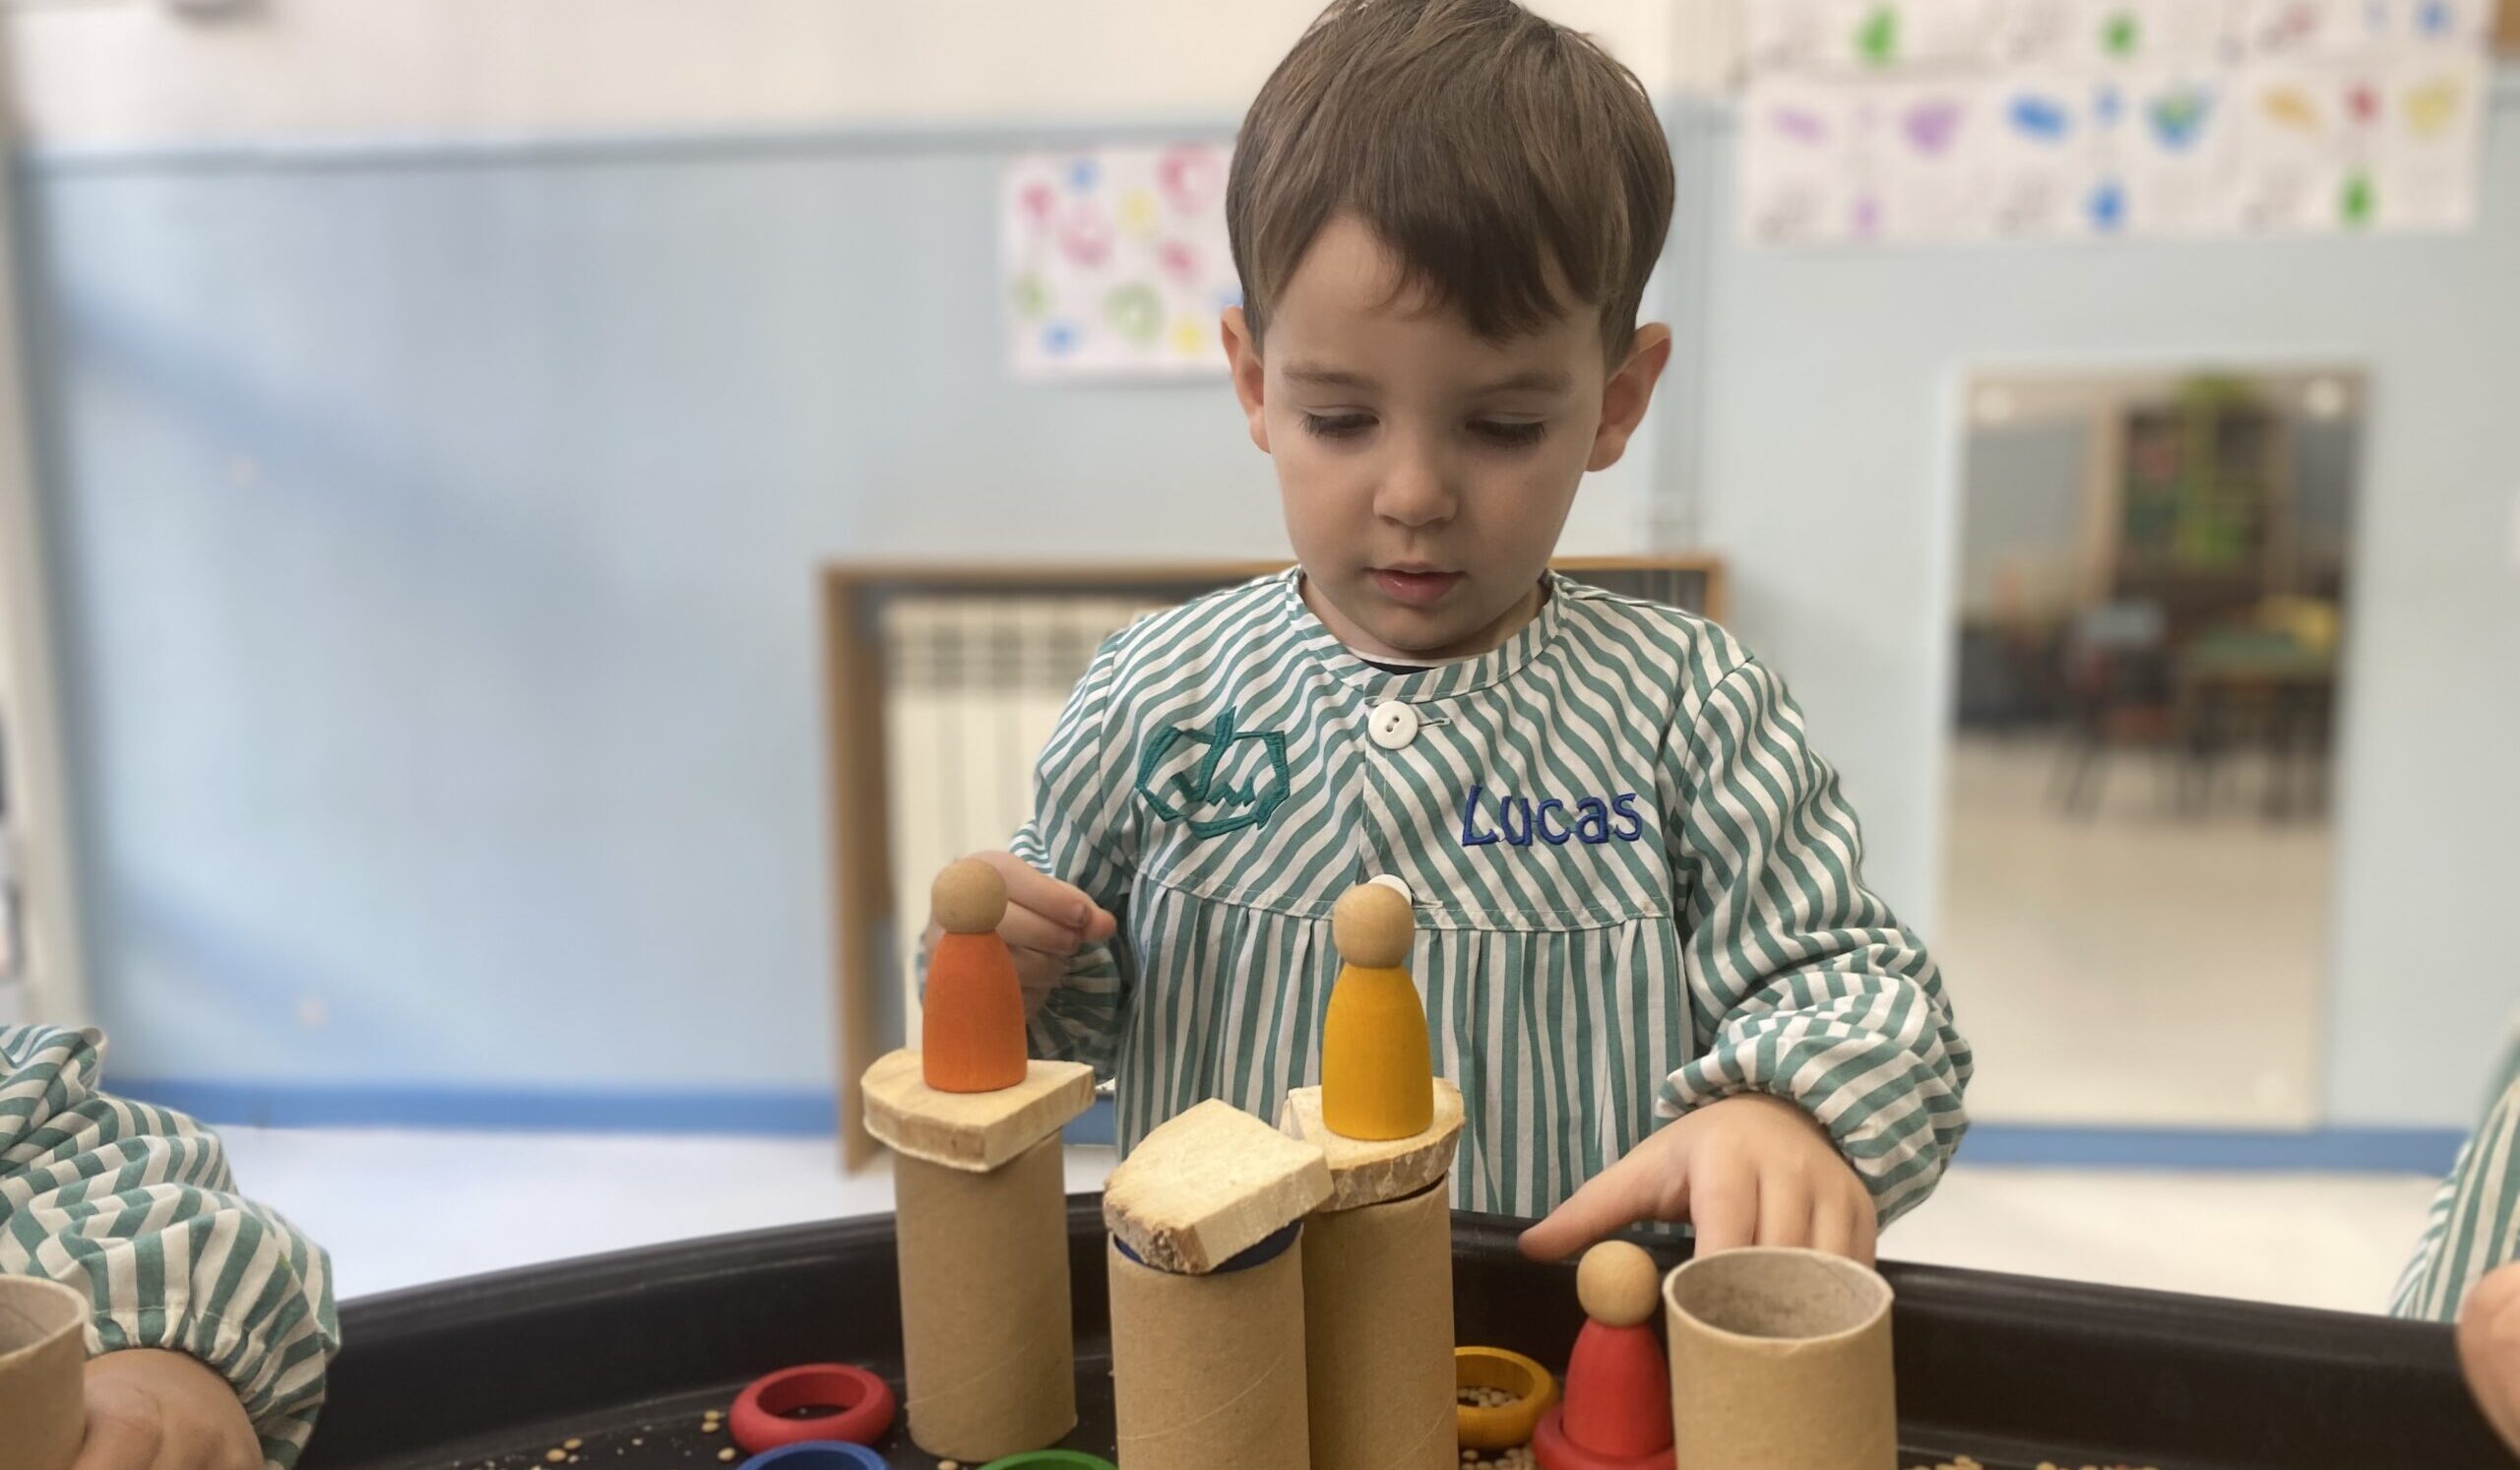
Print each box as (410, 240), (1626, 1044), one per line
(1135, 710), (1291, 838)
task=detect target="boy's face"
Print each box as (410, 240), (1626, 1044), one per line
(1225, 215), (1670, 662)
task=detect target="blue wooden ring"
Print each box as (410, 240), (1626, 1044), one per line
(734, 1443), (886, 1470)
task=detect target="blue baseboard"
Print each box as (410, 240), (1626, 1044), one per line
(114, 1077), (1129, 1145)
(114, 1082), (2457, 1174)
(1070, 1096), (1116, 1146)
(113, 1078), (842, 1135)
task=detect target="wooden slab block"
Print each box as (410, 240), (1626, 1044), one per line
(1102, 1099), (1331, 1274)
(861, 1049), (1097, 1173)
(1279, 1080), (1463, 1211)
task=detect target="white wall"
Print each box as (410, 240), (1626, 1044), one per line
(4, 0), (1723, 145)
(0, 63), (88, 1025)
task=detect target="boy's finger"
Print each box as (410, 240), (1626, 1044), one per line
(981, 855), (1115, 936)
(1810, 1198), (1856, 1261)
(1014, 953), (1062, 997)
(998, 906), (1089, 956)
(1688, 1162), (1757, 1257)
(1849, 1190), (1880, 1266)
(1516, 1152), (1681, 1262)
(980, 854), (1082, 916)
(1809, 1186), (1877, 1265)
(1755, 1173), (1811, 1250)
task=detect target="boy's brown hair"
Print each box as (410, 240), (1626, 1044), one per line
(1227, 0), (1674, 362)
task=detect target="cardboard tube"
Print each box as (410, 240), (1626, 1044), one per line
(0, 1275), (87, 1470)
(1302, 1182), (1455, 1470)
(1663, 1247), (1896, 1470)
(1108, 1230), (1310, 1470)
(895, 1133), (1076, 1460)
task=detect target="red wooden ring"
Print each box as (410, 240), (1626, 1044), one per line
(1532, 1404), (1674, 1470)
(728, 1364), (897, 1452)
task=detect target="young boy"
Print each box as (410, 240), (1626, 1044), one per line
(2, 1025), (337, 1470)
(953, 0), (1971, 1263)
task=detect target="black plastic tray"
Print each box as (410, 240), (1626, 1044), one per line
(299, 1197), (2505, 1470)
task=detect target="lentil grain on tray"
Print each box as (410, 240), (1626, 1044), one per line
(1457, 1381), (1537, 1467)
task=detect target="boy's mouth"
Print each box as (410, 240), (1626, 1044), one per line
(1371, 566), (1463, 607)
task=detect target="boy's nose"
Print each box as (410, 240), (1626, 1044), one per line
(1374, 449), (1456, 529)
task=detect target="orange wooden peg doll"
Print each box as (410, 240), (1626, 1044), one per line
(922, 859), (1028, 1093)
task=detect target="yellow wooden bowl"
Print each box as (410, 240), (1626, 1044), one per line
(1455, 1345), (1557, 1451)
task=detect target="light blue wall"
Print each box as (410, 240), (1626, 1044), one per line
(18, 77), (2517, 1131)
(1664, 72), (2520, 1128)
(15, 123), (1652, 1110)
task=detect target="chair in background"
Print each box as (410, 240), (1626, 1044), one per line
(2173, 597), (2341, 823)
(2049, 600), (2174, 816)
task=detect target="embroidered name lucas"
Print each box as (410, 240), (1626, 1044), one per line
(1459, 782), (1645, 848)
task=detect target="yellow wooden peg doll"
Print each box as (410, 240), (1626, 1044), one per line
(1320, 879), (1433, 1141)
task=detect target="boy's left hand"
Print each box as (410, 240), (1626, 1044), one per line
(74, 1349), (262, 1470)
(1517, 1094), (1877, 1266)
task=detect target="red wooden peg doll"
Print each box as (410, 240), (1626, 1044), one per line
(1534, 1242), (1675, 1470)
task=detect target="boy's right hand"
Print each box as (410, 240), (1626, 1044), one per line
(75, 1350), (262, 1470)
(2461, 1262), (2520, 1455)
(923, 852), (1118, 1013)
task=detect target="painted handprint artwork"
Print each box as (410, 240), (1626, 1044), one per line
(1738, 0), (2489, 246)
(1002, 143), (1241, 379)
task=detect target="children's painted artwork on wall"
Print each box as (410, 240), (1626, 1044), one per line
(1739, 0), (2491, 246)
(1001, 143), (1240, 380)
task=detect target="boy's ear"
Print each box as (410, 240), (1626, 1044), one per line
(1588, 323), (1673, 473)
(1222, 306), (1271, 454)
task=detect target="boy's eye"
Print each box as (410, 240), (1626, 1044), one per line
(1301, 413), (1374, 440)
(1472, 418), (1547, 448)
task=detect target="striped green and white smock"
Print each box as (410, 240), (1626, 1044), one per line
(1, 1026), (338, 1468)
(2393, 1033), (2520, 1321)
(1011, 570), (1972, 1225)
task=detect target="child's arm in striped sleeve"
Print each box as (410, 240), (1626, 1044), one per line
(1002, 631), (1140, 1078)
(1, 1025), (339, 1470)
(1656, 656), (1974, 1229)
(2393, 1033), (2520, 1322)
